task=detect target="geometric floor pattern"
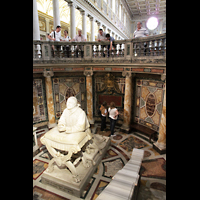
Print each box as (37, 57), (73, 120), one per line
(33, 123), (166, 200)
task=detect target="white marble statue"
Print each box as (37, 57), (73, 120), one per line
(40, 96), (107, 183)
(57, 96), (91, 135)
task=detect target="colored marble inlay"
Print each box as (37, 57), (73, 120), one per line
(112, 68), (124, 71)
(33, 186), (69, 200)
(151, 69), (164, 73)
(103, 158), (124, 178)
(33, 159), (48, 180)
(91, 180), (109, 200)
(132, 68), (144, 72)
(141, 158), (166, 179)
(118, 135), (148, 152)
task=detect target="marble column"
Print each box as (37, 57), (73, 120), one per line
(97, 21), (101, 30)
(90, 16), (95, 41)
(84, 71), (94, 125)
(153, 83), (166, 153)
(33, 0), (41, 57)
(81, 10), (87, 39)
(102, 25), (107, 34)
(53, 0), (61, 29)
(33, 0), (40, 40)
(121, 71), (132, 132)
(68, 2), (76, 39)
(43, 71), (56, 128)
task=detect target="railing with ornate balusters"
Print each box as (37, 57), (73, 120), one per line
(33, 33), (166, 64)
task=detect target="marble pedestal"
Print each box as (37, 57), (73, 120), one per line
(41, 136), (111, 198)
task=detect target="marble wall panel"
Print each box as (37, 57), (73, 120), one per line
(33, 79), (47, 123)
(135, 79), (165, 132)
(52, 77), (86, 119)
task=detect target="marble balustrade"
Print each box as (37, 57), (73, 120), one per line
(96, 148), (144, 200)
(33, 33), (166, 64)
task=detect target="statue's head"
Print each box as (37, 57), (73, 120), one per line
(66, 96), (77, 110)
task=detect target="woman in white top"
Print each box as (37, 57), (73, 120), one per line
(62, 30), (71, 58)
(100, 101), (108, 131)
(108, 102), (119, 136)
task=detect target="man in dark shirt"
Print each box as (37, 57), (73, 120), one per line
(106, 33), (116, 57)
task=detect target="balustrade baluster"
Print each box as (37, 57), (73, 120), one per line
(163, 38), (166, 56)
(34, 44), (38, 58)
(119, 43), (122, 57)
(122, 43), (125, 57)
(96, 44), (98, 57)
(92, 45), (95, 57)
(138, 42), (142, 56)
(114, 44), (117, 57)
(34, 42), (41, 59)
(156, 39), (160, 56)
(73, 44), (76, 58)
(145, 41), (150, 56)
(151, 40), (155, 56)
(100, 44), (102, 57)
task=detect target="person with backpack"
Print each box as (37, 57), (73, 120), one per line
(99, 101), (108, 132)
(72, 29), (86, 58)
(48, 25), (62, 57)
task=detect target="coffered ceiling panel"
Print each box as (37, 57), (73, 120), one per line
(126, 0), (166, 16)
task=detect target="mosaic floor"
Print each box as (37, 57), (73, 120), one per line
(33, 124), (166, 200)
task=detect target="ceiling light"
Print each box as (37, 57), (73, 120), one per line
(146, 17), (158, 30)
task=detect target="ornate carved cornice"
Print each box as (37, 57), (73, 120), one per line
(83, 70), (93, 76)
(43, 70), (54, 77)
(122, 71), (132, 78)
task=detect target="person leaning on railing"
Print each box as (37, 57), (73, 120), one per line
(105, 33), (116, 57)
(71, 29), (86, 58)
(97, 28), (107, 57)
(62, 30), (71, 58)
(47, 25), (62, 57)
(133, 22), (149, 55)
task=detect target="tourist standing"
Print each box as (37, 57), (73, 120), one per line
(100, 101), (108, 131)
(62, 30), (71, 57)
(108, 102), (119, 136)
(72, 29), (86, 58)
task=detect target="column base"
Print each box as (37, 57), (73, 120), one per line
(120, 124), (130, 133)
(153, 141), (166, 155)
(48, 122), (57, 129)
(89, 119), (95, 126)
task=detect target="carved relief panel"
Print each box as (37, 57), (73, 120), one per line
(94, 73), (125, 118)
(52, 77), (86, 119)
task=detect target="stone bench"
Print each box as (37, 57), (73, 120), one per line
(96, 148), (144, 200)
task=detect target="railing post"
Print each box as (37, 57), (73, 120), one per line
(84, 43), (92, 60)
(124, 40), (132, 60)
(41, 42), (51, 60)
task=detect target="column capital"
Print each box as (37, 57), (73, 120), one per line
(43, 70), (54, 77)
(161, 74), (166, 81)
(84, 70), (93, 77)
(122, 71), (132, 78)
(89, 16), (94, 21)
(67, 1), (76, 8)
(97, 21), (101, 26)
(80, 10), (86, 15)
